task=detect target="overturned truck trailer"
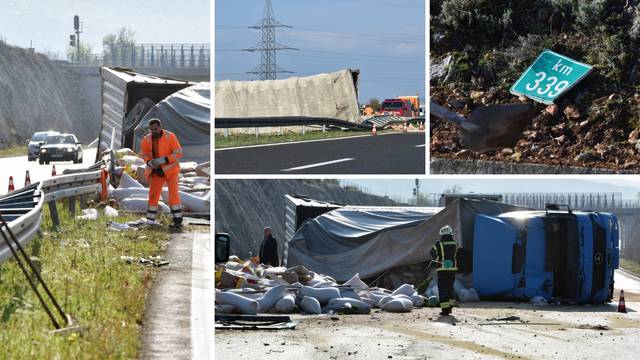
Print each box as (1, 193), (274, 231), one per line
(215, 69), (364, 129)
(284, 195), (619, 304)
(97, 67), (210, 163)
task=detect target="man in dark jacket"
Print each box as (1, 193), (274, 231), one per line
(430, 225), (458, 316)
(259, 227), (279, 267)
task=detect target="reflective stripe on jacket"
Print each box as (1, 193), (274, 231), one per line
(140, 130), (183, 180)
(430, 238), (458, 272)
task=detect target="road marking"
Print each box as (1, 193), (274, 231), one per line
(415, 144), (426, 148)
(281, 158), (355, 172)
(191, 232), (213, 360)
(215, 132), (404, 151)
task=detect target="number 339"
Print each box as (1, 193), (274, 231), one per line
(525, 71), (569, 97)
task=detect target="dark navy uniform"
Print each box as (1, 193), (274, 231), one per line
(430, 233), (458, 315)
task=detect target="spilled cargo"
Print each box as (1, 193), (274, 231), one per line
(283, 195), (619, 304)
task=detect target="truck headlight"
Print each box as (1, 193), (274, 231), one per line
(66, 148), (74, 152)
(40, 149), (47, 153)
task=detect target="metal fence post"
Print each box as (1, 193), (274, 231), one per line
(48, 201), (60, 229)
(68, 196), (76, 215)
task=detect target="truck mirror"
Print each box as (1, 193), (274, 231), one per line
(215, 233), (231, 263)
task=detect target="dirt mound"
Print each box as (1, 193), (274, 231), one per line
(430, 1), (640, 171)
(214, 180), (399, 258)
(0, 42), (93, 148)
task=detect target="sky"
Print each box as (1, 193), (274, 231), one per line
(0, 0), (209, 59)
(215, 0), (425, 104)
(342, 178), (640, 204)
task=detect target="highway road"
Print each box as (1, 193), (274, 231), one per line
(215, 132), (426, 174)
(0, 148), (98, 196)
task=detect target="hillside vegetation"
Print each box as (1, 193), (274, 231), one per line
(0, 42), (93, 148)
(431, 0), (640, 170)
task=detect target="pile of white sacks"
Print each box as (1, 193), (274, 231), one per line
(216, 261), (426, 315)
(104, 148), (210, 213)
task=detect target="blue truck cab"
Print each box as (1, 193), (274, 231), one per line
(472, 205), (619, 304)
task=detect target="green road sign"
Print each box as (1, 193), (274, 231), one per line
(510, 50), (593, 105)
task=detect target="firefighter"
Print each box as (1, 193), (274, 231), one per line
(430, 225), (458, 316)
(139, 118), (183, 228)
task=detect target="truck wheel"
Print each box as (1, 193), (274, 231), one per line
(45, 160), (50, 165)
(39, 158), (44, 165)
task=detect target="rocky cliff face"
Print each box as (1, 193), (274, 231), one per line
(0, 42), (94, 147)
(215, 179), (399, 258)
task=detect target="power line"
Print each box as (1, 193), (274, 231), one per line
(242, 0), (297, 80)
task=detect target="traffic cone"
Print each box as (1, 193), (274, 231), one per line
(7, 176), (14, 192)
(51, 165), (57, 176)
(403, 122), (407, 132)
(372, 123), (377, 136)
(24, 170), (31, 187)
(419, 122), (424, 131)
(618, 290), (627, 313)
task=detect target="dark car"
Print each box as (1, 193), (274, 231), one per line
(27, 131), (59, 161)
(38, 134), (83, 164)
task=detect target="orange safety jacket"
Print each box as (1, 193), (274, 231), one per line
(139, 130), (183, 180)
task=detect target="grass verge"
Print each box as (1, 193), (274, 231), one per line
(0, 145), (26, 158)
(620, 258), (640, 277)
(215, 129), (375, 148)
(0, 201), (171, 359)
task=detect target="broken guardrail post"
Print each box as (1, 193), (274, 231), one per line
(68, 196), (76, 215)
(48, 201), (60, 230)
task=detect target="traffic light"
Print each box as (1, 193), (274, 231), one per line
(413, 188), (417, 196)
(69, 35), (76, 46)
(74, 15), (80, 30)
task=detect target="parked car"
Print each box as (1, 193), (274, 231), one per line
(38, 134), (83, 164)
(27, 131), (59, 161)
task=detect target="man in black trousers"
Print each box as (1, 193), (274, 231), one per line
(259, 227), (279, 267)
(430, 225), (458, 316)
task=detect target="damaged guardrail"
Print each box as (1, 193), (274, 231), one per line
(0, 184), (44, 263)
(1, 164), (107, 265)
(215, 116), (373, 131)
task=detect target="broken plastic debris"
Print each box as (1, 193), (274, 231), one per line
(104, 205), (119, 218)
(108, 221), (130, 231)
(76, 208), (98, 220)
(343, 273), (369, 291)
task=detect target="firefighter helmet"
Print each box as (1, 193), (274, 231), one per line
(439, 225), (453, 236)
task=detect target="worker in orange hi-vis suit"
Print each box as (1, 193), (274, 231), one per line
(139, 118), (183, 228)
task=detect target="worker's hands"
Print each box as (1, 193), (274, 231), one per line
(148, 157), (168, 169)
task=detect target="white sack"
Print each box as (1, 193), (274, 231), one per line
(326, 298), (371, 314)
(216, 292), (258, 315)
(298, 286), (340, 306)
(392, 284), (417, 297)
(299, 296), (321, 314)
(257, 284), (289, 313)
(273, 294), (296, 313)
(119, 198), (169, 212)
(381, 298), (414, 313)
(119, 173), (144, 188)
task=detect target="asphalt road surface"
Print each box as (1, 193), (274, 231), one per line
(0, 148), (97, 196)
(215, 133), (426, 174)
(216, 269), (640, 360)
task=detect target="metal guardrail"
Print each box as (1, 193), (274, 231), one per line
(215, 115), (426, 130)
(0, 167), (105, 265)
(215, 116), (373, 130)
(0, 184), (44, 263)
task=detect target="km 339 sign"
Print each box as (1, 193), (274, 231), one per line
(510, 50), (593, 105)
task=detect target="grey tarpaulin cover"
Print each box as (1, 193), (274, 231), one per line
(133, 82), (210, 164)
(215, 69), (360, 123)
(286, 199), (528, 282)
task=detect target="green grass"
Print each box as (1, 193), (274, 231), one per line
(620, 258), (640, 277)
(0, 145), (26, 158)
(215, 129), (375, 148)
(0, 201), (171, 359)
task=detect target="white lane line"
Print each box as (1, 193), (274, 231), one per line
(415, 144), (426, 148)
(215, 132), (402, 151)
(191, 232), (213, 360)
(281, 158), (355, 172)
